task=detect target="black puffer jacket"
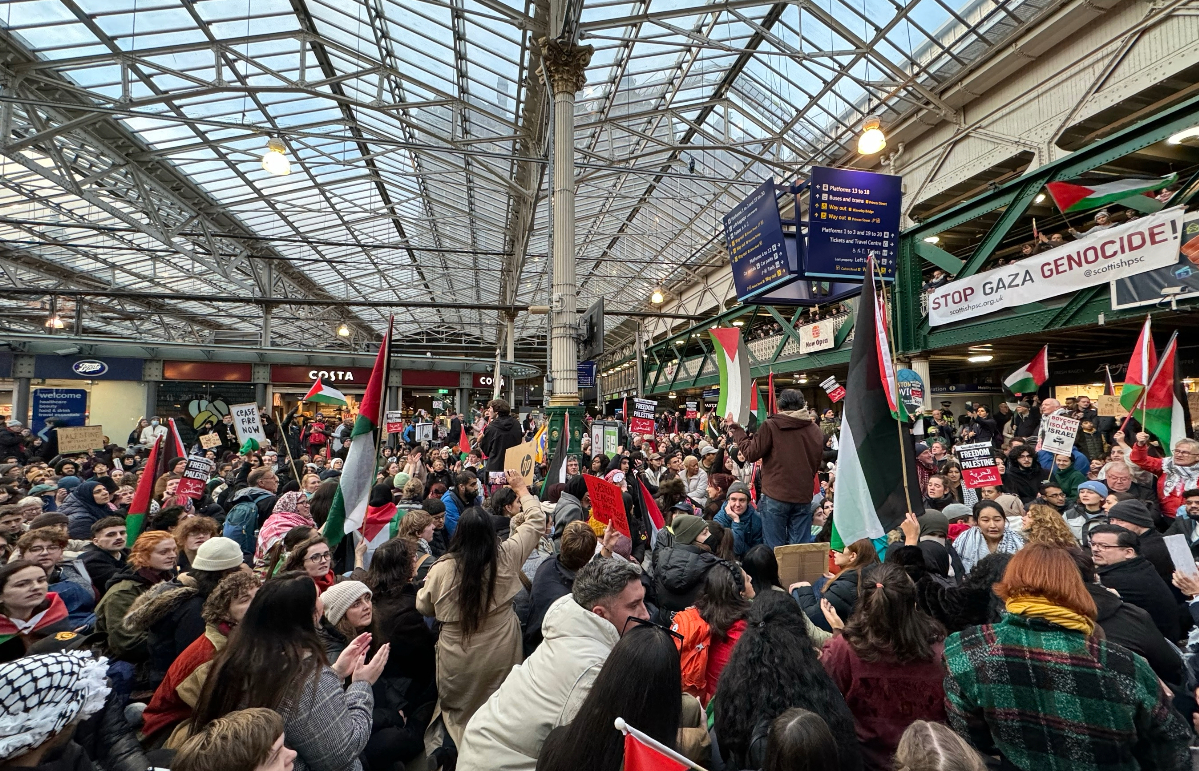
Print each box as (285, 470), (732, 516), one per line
(121, 578), (206, 690)
(480, 414), (524, 474)
(1087, 582), (1183, 687)
(1002, 446), (1049, 505)
(794, 567), (871, 632)
(1098, 557), (1180, 641)
(652, 543), (726, 619)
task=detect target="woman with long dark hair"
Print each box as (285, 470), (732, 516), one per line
(535, 625), (682, 771)
(695, 562), (750, 704)
(191, 571), (389, 771)
(416, 470), (546, 745)
(820, 564), (947, 770)
(714, 591), (862, 771)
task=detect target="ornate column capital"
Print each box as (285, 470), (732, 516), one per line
(539, 37), (594, 95)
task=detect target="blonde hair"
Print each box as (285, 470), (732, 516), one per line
(895, 720), (987, 771)
(1022, 504), (1077, 548)
(173, 708), (283, 771)
(396, 510), (434, 541)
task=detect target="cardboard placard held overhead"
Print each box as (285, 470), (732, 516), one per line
(583, 474), (630, 538)
(1040, 414), (1080, 456)
(230, 403), (267, 448)
(199, 433), (222, 450)
(177, 456), (216, 499)
(56, 425), (105, 454)
(954, 442), (1002, 488)
(1096, 395), (1123, 417)
(502, 440), (537, 486)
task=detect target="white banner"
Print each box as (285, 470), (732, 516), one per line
(230, 403), (266, 448)
(798, 314), (847, 354)
(928, 206), (1186, 326)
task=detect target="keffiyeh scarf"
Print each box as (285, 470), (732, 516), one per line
(0, 651), (110, 760)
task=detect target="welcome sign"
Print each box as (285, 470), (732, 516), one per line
(928, 207), (1186, 326)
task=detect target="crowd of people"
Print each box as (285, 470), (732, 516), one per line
(2, 388), (1198, 771)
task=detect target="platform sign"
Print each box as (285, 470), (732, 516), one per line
(578, 361), (597, 389)
(725, 179), (797, 300)
(806, 166), (901, 280)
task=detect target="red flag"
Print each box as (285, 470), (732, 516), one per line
(458, 425), (471, 456)
(167, 418), (186, 458)
(639, 479), (664, 530)
(623, 731), (689, 771)
(767, 372), (776, 415)
(125, 436), (162, 546)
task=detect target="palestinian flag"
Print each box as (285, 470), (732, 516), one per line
(304, 379), (349, 408)
(126, 436), (162, 546)
(1046, 173), (1176, 213)
(540, 411), (571, 500)
(634, 477), (665, 546)
(872, 288), (909, 422)
(831, 257), (920, 550)
(323, 317), (392, 549)
(709, 327), (750, 424)
(1104, 364), (1117, 396)
(1120, 316), (1157, 415)
(360, 501), (397, 565)
(1003, 346), (1049, 396)
(1139, 332), (1187, 451)
(747, 380), (767, 432)
(167, 418), (187, 458)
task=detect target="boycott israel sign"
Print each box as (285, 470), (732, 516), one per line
(928, 206), (1186, 326)
(1040, 414), (1080, 456)
(954, 442), (1001, 488)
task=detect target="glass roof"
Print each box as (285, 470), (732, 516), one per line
(0, 0), (1053, 351)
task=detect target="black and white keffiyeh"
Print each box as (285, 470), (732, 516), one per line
(0, 651), (110, 760)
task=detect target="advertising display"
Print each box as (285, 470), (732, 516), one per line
(806, 166), (902, 280)
(32, 389), (87, 435)
(896, 368), (925, 418)
(725, 178), (796, 300)
(798, 315), (847, 354)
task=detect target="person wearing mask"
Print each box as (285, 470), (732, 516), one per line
(954, 500), (1023, 574)
(714, 591), (863, 771)
(441, 471), (484, 537)
(79, 516), (128, 597)
(0, 560), (74, 662)
(820, 564), (948, 770)
(139, 571), (262, 747)
(171, 707), (296, 771)
(95, 530), (178, 663)
(479, 399), (524, 478)
(523, 521), (597, 653)
(140, 416), (168, 447)
(1003, 445), (1049, 505)
(652, 513), (736, 619)
(1089, 523), (1180, 642)
(944, 543), (1189, 770)
(460, 558), (649, 771)
(792, 538), (881, 632)
(191, 572), (389, 771)
(1064, 480), (1108, 545)
(416, 471), (546, 747)
(727, 389), (824, 547)
(712, 481), (764, 558)
(533, 624), (683, 771)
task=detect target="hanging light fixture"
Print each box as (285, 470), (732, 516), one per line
(262, 137), (291, 176)
(44, 315), (64, 329)
(337, 323), (351, 337)
(857, 116), (887, 155)
(651, 287), (664, 304)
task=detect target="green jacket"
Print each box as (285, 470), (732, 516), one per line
(1050, 465), (1087, 500)
(944, 613), (1189, 771)
(95, 574), (154, 662)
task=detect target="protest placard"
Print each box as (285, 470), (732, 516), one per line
(56, 425), (105, 454)
(384, 411), (404, 434)
(685, 402), (697, 420)
(413, 423), (434, 443)
(503, 440), (537, 486)
(821, 376), (846, 403)
(230, 403), (266, 448)
(199, 432), (222, 450)
(631, 398), (657, 435)
(583, 474), (630, 538)
(1165, 534), (1198, 576)
(177, 456), (216, 499)
(1041, 414), (1080, 456)
(954, 441), (1001, 488)
(1097, 395), (1122, 417)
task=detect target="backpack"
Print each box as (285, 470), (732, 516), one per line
(669, 606), (711, 698)
(223, 491), (266, 556)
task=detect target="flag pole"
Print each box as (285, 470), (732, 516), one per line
(275, 409), (301, 484)
(874, 255), (915, 514)
(373, 316), (395, 475)
(614, 718), (709, 771)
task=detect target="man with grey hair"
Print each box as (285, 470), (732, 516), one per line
(1124, 430), (1199, 521)
(457, 558), (648, 771)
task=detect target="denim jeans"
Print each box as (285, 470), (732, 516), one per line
(757, 495), (815, 547)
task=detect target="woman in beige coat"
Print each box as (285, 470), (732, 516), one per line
(417, 469), (546, 746)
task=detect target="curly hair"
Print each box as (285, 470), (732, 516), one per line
(1022, 504), (1077, 548)
(202, 571), (263, 626)
(174, 516), (220, 553)
(713, 591), (861, 771)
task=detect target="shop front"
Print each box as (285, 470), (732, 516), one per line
(159, 361), (256, 448)
(271, 365), (374, 417)
(404, 370), (460, 417)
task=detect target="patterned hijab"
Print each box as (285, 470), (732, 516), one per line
(0, 651), (110, 759)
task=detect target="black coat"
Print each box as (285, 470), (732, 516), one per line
(1087, 583), (1183, 687)
(1098, 557), (1181, 641)
(373, 584), (437, 704)
(1011, 411), (1041, 438)
(479, 414), (524, 474)
(524, 557), (576, 653)
(79, 545), (127, 599)
(652, 543), (724, 618)
(1003, 463), (1049, 505)
(1135, 529), (1177, 587)
(795, 567), (868, 632)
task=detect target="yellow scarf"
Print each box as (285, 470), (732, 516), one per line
(1005, 596), (1095, 635)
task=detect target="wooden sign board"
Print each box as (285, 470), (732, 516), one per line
(56, 425), (105, 454)
(502, 439), (537, 486)
(199, 433), (222, 450)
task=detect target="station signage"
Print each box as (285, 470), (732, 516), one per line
(725, 178), (799, 300)
(805, 166), (901, 280)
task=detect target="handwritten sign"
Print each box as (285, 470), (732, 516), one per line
(230, 403), (266, 448)
(176, 456), (216, 499)
(384, 411), (404, 435)
(503, 439), (537, 486)
(1040, 414), (1080, 456)
(199, 433), (222, 450)
(954, 441), (1001, 488)
(56, 425), (105, 454)
(583, 474), (630, 538)
(631, 398), (657, 435)
(1097, 395), (1122, 417)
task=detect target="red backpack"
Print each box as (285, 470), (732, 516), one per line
(670, 606), (711, 698)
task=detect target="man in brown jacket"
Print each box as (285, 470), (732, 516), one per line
(727, 388), (824, 547)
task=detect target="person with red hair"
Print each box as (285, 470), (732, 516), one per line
(943, 543), (1189, 771)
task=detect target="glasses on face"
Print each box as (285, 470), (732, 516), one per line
(1090, 542), (1123, 552)
(624, 615), (683, 641)
(307, 551), (332, 564)
(1045, 491), (1066, 498)
(25, 544), (62, 555)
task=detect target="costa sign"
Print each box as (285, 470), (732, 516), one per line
(472, 373), (506, 389)
(270, 365), (374, 384)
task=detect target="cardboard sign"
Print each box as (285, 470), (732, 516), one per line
(230, 403), (266, 448)
(583, 474), (630, 538)
(1097, 394), (1122, 417)
(1040, 414), (1080, 456)
(384, 410), (404, 434)
(199, 432), (222, 450)
(177, 456), (216, 499)
(413, 423), (434, 443)
(631, 398), (657, 435)
(1164, 533), (1198, 576)
(954, 441), (1001, 488)
(56, 425), (105, 454)
(820, 376), (846, 404)
(502, 440), (537, 486)
(685, 402), (698, 420)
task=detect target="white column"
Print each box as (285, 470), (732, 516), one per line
(910, 357), (931, 411)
